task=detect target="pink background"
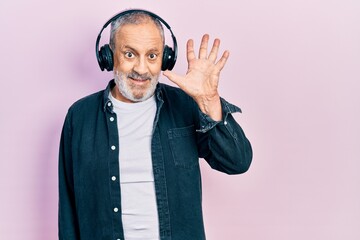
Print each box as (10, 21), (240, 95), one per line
(1, 0), (359, 239)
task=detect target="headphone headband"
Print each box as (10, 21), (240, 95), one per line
(95, 9), (177, 71)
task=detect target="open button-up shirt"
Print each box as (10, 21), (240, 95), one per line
(58, 80), (252, 240)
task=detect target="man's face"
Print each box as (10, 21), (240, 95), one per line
(112, 21), (163, 102)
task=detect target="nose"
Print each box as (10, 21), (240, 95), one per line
(133, 56), (148, 75)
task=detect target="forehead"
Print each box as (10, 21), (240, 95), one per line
(115, 21), (163, 51)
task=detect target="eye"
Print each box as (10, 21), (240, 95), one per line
(124, 52), (134, 58)
(148, 53), (158, 60)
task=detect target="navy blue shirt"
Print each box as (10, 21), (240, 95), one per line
(58, 80), (252, 240)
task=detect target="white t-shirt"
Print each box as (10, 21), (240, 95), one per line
(109, 93), (159, 240)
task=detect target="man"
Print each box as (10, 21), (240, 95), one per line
(59, 9), (252, 240)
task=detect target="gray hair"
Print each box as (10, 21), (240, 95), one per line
(109, 12), (165, 51)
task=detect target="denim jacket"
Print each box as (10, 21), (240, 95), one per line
(59, 80), (252, 240)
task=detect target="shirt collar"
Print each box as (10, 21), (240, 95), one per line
(103, 79), (116, 112)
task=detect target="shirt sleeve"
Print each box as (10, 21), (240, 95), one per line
(196, 98), (253, 174)
(58, 110), (80, 239)
(196, 97), (242, 133)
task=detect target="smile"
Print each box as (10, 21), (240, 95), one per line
(129, 77), (148, 81)
(129, 77), (150, 85)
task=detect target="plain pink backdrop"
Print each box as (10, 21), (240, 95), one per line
(1, 0), (359, 239)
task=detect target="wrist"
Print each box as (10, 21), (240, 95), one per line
(195, 94), (222, 121)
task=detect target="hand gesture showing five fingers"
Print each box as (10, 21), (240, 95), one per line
(163, 34), (229, 121)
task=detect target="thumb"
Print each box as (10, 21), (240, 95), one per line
(163, 70), (182, 84)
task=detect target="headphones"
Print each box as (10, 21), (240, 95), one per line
(96, 9), (178, 72)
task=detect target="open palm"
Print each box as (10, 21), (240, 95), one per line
(163, 34), (229, 120)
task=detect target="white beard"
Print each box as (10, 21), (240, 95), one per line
(114, 70), (159, 102)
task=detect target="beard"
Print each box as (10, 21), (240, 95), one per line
(114, 70), (159, 102)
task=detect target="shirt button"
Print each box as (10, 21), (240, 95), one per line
(114, 207), (119, 212)
(111, 176), (116, 181)
(110, 117), (114, 122)
(224, 121), (228, 125)
(111, 145), (116, 150)
(107, 102), (112, 107)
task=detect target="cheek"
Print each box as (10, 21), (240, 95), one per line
(114, 57), (133, 73)
(149, 61), (162, 76)
(113, 51), (133, 72)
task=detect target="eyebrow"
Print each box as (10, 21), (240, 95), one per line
(122, 45), (161, 54)
(121, 45), (138, 54)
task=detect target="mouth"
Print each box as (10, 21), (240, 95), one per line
(130, 77), (148, 81)
(129, 77), (150, 85)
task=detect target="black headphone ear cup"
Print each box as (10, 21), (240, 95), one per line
(161, 45), (175, 71)
(99, 44), (114, 71)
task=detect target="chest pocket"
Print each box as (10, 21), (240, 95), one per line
(167, 125), (199, 169)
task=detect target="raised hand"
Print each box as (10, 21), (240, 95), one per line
(163, 34), (229, 121)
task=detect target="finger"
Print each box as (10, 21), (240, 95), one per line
(163, 70), (183, 85)
(208, 38), (220, 63)
(215, 50), (230, 71)
(198, 34), (209, 59)
(187, 39), (196, 63)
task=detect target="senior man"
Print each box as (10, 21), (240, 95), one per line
(59, 9), (252, 240)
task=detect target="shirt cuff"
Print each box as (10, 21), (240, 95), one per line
(196, 97), (242, 133)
